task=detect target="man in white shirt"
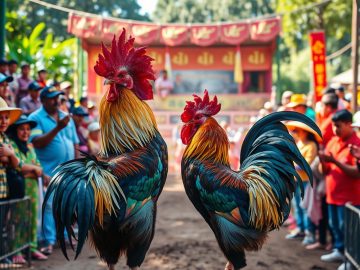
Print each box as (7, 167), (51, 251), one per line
(155, 70), (173, 99)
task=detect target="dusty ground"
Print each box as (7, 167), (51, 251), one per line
(29, 174), (339, 270)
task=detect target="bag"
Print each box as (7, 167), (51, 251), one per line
(6, 167), (25, 199)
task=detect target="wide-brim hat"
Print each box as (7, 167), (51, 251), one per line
(9, 115), (37, 129)
(286, 94), (307, 108)
(285, 121), (323, 143)
(0, 97), (22, 125)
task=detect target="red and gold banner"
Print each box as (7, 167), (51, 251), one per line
(160, 25), (189, 46)
(309, 31), (327, 102)
(220, 23), (250, 45)
(190, 25), (219, 46)
(68, 14), (281, 46)
(131, 23), (160, 45)
(250, 18), (281, 42)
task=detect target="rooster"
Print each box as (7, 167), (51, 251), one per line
(181, 90), (321, 270)
(43, 29), (168, 270)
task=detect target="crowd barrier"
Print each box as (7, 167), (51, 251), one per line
(344, 203), (360, 269)
(0, 197), (31, 269)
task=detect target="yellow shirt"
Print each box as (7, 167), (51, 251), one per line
(296, 140), (317, 181)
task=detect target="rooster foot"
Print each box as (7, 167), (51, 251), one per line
(225, 262), (234, 270)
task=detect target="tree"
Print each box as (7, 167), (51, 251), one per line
(153, 0), (276, 23)
(6, 23), (76, 82)
(6, 0), (150, 41)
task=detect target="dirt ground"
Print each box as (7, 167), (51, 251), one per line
(29, 174), (340, 270)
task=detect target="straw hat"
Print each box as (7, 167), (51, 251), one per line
(285, 120), (322, 143)
(286, 94), (307, 108)
(0, 97), (22, 125)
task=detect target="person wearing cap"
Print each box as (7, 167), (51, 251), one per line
(72, 106), (89, 153)
(0, 97), (21, 200)
(36, 69), (47, 88)
(17, 63), (32, 100)
(19, 81), (42, 115)
(285, 121), (322, 244)
(87, 122), (100, 155)
(0, 59), (8, 75)
(7, 60), (19, 97)
(317, 93), (339, 147)
(28, 85), (79, 254)
(319, 110), (360, 264)
(0, 73), (15, 106)
(59, 81), (75, 112)
(285, 94), (315, 121)
(6, 115), (48, 262)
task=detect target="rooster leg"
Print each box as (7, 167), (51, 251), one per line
(225, 262), (234, 270)
(108, 264), (115, 270)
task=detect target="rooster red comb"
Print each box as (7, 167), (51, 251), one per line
(181, 90), (221, 123)
(94, 29), (155, 100)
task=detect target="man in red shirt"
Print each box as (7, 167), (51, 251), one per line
(319, 109), (360, 263)
(317, 93), (338, 148)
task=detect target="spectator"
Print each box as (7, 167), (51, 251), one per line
(17, 63), (32, 104)
(155, 70), (173, 99)
(0, 97), (21, 200)
(7, 115), (48, 262)
(19, 81), (42, 115)
(87, 122), (100, 155)
(285, 121), (321, 243)
(29, 85), (79, 255)
(0, 59), (8, 75)
(277, 90), (293, 111)
(317, 93), (338, 147)
(0, 73), (15, 106)
(7, 60), (19, 96)
(36, 69), (47, 88)
(79, 96), (89, 113)
(72, 106), (89, 153)
(60, 81), (75, 112)
(286, 94), (315, 121)
(319, 110), (360, 264)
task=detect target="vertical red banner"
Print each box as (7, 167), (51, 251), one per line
(310, 31), (327, 102)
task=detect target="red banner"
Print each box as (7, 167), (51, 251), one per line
(310, 31), (327, 102)
(131, 23), (160, 45)
(68, 14), (281, 46)
(190, 25), (219, 46)
(220, 23), (250, 45)
(102, 18), (131, 41)
(68, 13), (102, 39)
(250, 18), (281, 42)
(160, 26), (189, 46)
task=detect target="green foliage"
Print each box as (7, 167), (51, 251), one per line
(153, 0), (276, 23)
(6, 23), (76, 82)
(6, 0), (150, 41)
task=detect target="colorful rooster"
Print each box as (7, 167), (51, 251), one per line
(181, 90), (321, 270)
(43, 29), (168, 270)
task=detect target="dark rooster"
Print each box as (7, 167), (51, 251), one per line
(181, 90), (321, 270)
(43, 29), (168, 270)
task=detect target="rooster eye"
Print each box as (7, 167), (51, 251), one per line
(117, 73), (124, 78)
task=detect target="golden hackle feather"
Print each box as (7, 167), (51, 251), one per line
(183, 117), (230, 165)
(184, 117), (281, 230)
(99, 88), (157, 156)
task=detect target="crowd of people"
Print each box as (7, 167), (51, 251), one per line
(255, 85), (360, 270)
(0, 59), (100, 265)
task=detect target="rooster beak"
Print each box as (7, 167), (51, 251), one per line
(104, 79), (113, 85)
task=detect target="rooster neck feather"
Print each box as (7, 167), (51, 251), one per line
(184, 117), (230, 165)
(99, 88), (157, 156)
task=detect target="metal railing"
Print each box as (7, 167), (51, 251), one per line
(344, 203), (360, 270)
(0, 197), (31, 269)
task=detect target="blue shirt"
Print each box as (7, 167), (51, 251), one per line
(29, 106), (79, 176)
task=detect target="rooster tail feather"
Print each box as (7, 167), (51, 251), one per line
(239, 112), (321, 230)
(43, 155), (126, 259)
